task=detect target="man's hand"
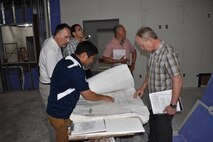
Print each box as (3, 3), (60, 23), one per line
(133, 89), (144, 98)
(119, 56), (128, 64)
(163, 105), (177, 115)
(103, 95), (114, 102)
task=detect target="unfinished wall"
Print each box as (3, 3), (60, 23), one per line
(60, 0), (213, 87)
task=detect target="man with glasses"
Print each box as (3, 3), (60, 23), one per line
(63, 24), (92, 78)
(63, 24), (84, 57)
(134, 26), (183, 142)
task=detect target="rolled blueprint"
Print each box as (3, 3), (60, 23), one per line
(87, 64), (134, 94)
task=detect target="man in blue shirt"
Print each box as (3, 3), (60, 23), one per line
(47, 41), (114, 142)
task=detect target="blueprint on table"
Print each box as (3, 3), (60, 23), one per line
(70, 64), (149, 124)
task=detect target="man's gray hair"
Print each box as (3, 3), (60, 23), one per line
(136, 27), (158, 39)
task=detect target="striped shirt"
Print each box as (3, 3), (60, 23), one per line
(147, 41), (181, 93)
(63, 38), (79, 57)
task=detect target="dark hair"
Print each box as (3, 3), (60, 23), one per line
(136, 27), (158, 39)
(70, 24), (81, 38)
(53, 23), (70, 36)
(75, 41), (98, 57)
(113, 24), (124, 37)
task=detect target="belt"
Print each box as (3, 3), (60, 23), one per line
(40, 81), (50, 85)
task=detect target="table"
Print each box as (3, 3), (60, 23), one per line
(69, 88), (150, 141)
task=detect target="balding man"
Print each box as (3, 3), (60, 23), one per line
(103, 24), (137, 73)
(39, 23), (71, 107)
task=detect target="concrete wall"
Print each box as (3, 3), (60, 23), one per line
(60, 0), (213, 87)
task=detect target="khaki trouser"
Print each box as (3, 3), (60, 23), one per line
(39, 82), (50, 107)
(48, 115), (72, 142)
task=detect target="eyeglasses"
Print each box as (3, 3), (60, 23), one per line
(76, 28), (83, 31)
(141, 37), (150, 42)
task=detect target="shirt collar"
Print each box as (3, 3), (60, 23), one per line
(71, 54), (83, 67)
(51, 36), (61, 51)
(71, 38), (79, 44)
(151, 40), (164, 56)
(112, 37), (126, 44)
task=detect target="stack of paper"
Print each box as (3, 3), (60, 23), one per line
(69, 65), (149, 140)
(149, 89), (183, 114)
(69, 117), (145, 140)
(71, 64), (149, 123)
(72, 119), (106, 135)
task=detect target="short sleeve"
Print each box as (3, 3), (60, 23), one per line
(74, 68), (90, 92)
(165, 51), (181, 77)
(103, 42), (113, 58)
(46, 50), (58, 78)
(126, 39), (135, 52)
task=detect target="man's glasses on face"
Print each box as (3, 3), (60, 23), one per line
(141, 36), (150, 42)
(76, 28), (83, 32)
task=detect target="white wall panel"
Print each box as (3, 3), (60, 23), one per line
(183, 6), (213, 87)
(141, 0), (183, 8)
(60, 0), (213, 87)
(100, 0), (141, 10)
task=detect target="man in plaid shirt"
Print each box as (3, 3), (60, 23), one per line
(63, 24), (83, 57)
(63, 24), (92, 78)
(134, 27), (183, 142)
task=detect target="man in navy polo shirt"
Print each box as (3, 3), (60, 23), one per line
(47, 41), (114, 142)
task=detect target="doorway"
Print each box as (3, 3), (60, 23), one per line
(83, 19), (119, 72)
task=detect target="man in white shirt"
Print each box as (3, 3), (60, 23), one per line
(39, 23), (71, 107)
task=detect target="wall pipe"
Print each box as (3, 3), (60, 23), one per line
(1, 2), (5, 24)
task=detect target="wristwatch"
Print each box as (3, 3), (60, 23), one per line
(170, 104), (177, 109)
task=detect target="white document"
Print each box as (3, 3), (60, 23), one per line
(87, 64), (134, 94)
(72, 119), (106, 135)
(69, 117), (145, 140)
(72, 65), (149, 124)
(113, 49), (126, 60)
(69, 64), (149, 140)
(105, 117), (145, 133)
(74, 88), (140, 115)
(149, 90), (182, 114)
(72, 88), (150, 124)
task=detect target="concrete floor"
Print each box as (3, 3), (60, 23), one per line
(0, 87), (205, 142)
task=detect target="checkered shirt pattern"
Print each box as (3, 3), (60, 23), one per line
(63, 38), (79, 57)
(147, 41), (181, 93)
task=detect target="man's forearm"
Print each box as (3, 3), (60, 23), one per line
(131, 50), (137, 64)
(103, 56), (117, 64)
(171, 75), (183, 105)
(140, 74), (148, 91)
(81, 90), (104, 101)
